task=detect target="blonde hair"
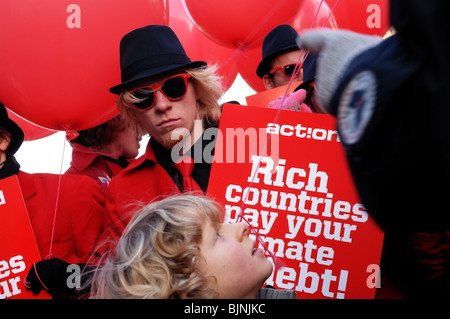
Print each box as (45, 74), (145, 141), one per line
(117, 65), (223, 131)
(89, 195), (223, 299)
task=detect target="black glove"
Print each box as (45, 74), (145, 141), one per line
(24, 258), (89, 298)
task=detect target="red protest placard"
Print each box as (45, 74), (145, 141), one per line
(207, 104), (384, 299)
(0, 175), (50, 299)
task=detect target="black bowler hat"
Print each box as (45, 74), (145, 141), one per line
(256, 25), (300, 78)
(109, 25), (207, 95)
(0, 103), (24, 156)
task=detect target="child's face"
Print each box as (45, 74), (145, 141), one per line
(115, 125), (142, 159)
(199, 221), (273, 298)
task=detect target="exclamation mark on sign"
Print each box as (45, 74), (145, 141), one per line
(336, 270), (349, 299)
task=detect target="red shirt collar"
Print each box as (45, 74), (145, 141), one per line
(70, 143), (105, 172)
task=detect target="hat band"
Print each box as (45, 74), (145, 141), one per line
(121, 53), (192, 83)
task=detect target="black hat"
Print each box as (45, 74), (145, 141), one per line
(256, 25), (300, 78)
(0, 103), (24, 156)
(109, 25), (207, 95)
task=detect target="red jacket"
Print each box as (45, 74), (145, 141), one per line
(65, 143), (126, 191)
(104, 141), (188, 246)
(18, 171), (106, 264)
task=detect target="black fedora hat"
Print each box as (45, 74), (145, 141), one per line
(0, 103), (24, 156)
(256, 25), (300, 79)
(109, 25), (206, 95)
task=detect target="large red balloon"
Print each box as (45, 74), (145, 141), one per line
(183, 0), (304, 50)
(7, 108), (56, 141)
(169, 0), (238, 91)
(331, 0), (390, 36)
(291, 0), (338, 31)
(236, 47), (266, 93)
(0, 0), (169, 131)
(237, 0), (338, 92)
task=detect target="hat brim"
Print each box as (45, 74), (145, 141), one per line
(256, 45), (299, 79)
(109, 60), (207, 95)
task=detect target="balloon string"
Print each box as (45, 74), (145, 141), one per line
(221, 0), (308, 74)
(235, 0), (342, 271)
(246, 0), (340, 197)
(239, 1), (288, 49)
(266, 0), (326, 116)
(285, 0), (325, 95)
(277, 0), (340, 110)
(46, 133), (67, 259)
(244, 0), (331, 195)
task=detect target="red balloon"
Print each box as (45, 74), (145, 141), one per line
(236, 47), (267, 93)
(237, 0), (338, 92)
(183, 0), (304, 50)
(0, 0), (169, 131)
(291, 0), (338, 31)
(331, 0), (390, 36)
(7, 108), (56, 141)
(169, 0), (238, 91)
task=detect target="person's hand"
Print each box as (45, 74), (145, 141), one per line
(297, 29), (382, 114)
(24, 258), (80, 298)
(269, 89), (312, 113)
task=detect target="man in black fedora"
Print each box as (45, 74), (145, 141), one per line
(103, 25), (224, 244)
(24, 25), (226, 298)
(257, 24), (303, 90)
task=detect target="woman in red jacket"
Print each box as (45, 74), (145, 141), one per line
(0, 103), (106, 267)
(65, 114), (142, 191)
(103, 25), (223, 245)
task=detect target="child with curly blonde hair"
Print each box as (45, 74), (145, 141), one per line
(89, 195), (276, 299)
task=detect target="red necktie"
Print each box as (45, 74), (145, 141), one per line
(174, 156), (202, 193)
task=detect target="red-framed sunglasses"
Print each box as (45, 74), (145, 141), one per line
(269, 64), (301, 79)
(128, 73), (192, 110)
